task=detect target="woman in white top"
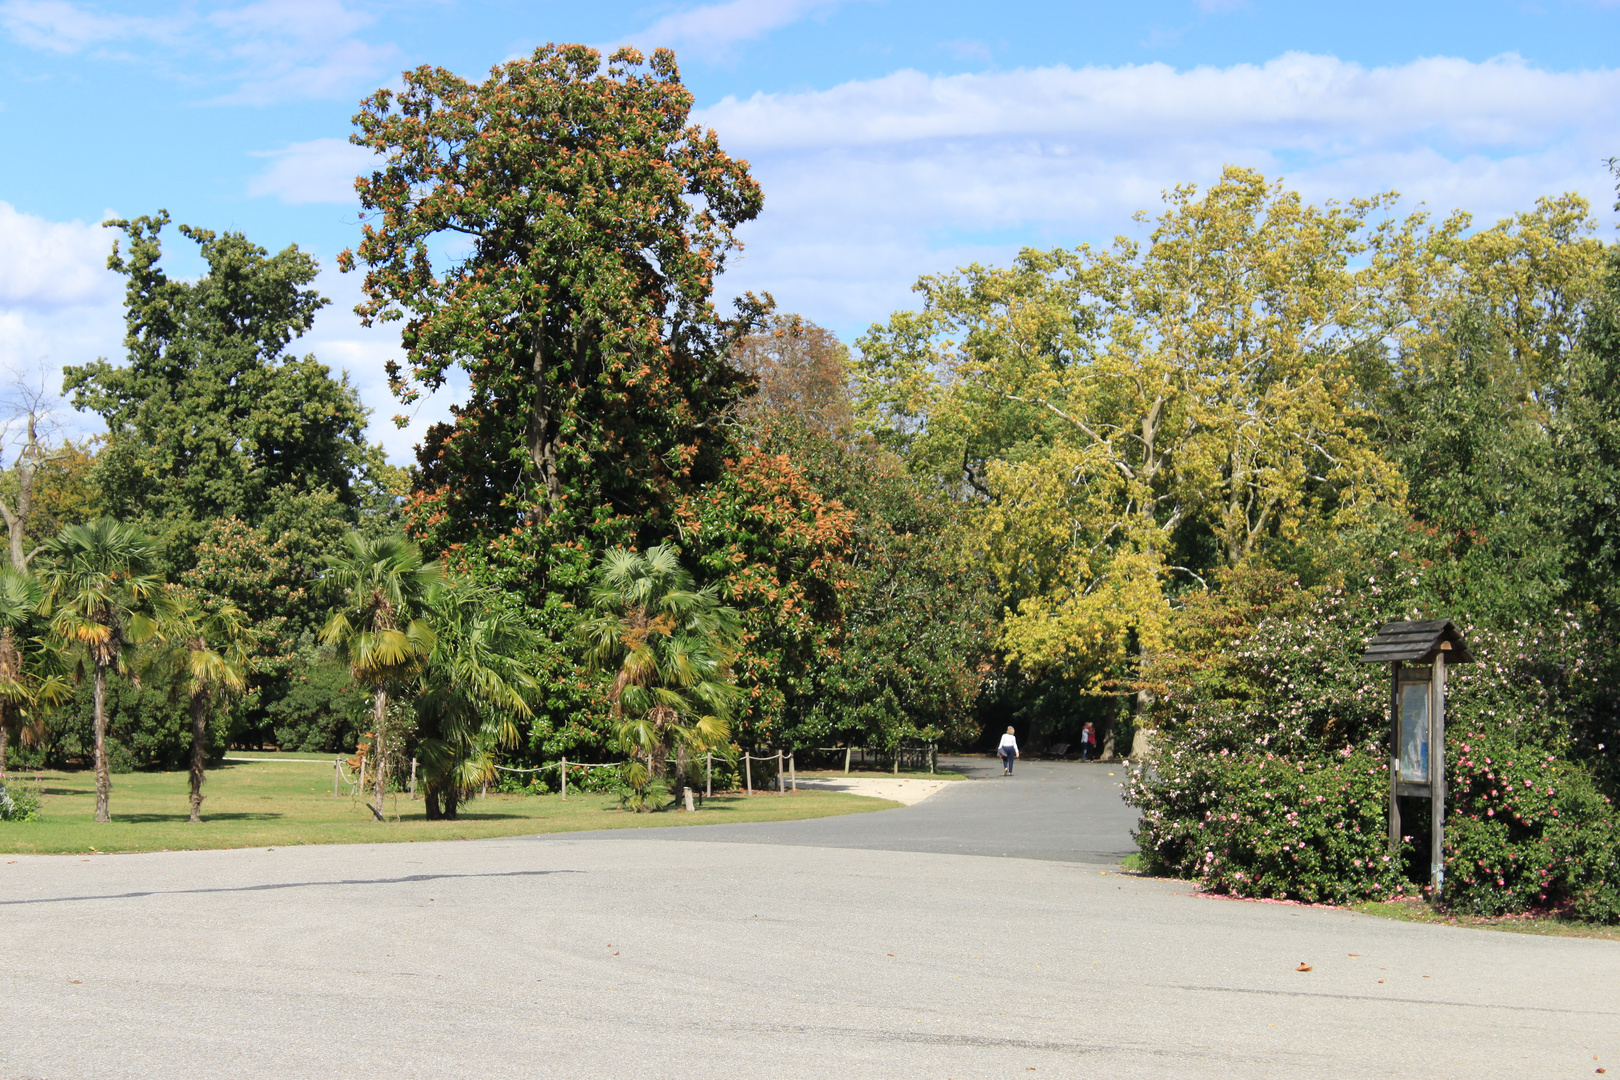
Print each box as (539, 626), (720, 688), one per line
(998, 727), (1019, 775)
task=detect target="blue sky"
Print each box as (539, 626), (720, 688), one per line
(2, 0), (1618, 461)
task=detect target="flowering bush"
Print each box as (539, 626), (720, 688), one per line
(1444, 733), (1620, 921)
(1129, 569), (1620, 920)
(1132, 747), (1407, 903)
(0, 783), (41, 822)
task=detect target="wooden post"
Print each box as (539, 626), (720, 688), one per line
(683, 786), (695, 812)
(777, 749), (785, 794)
(745, 754), (752, 796)
(332, 758), (340, 797)
(844, 746), (852, 774)
(705, 753), (712, 799)
(408, 757), (417, 800)
(1388, 662), (1401, 857)
(1431, 653), (1447, 894)
(561, 756), (567, 801)
(893, 748), (900, 775)
(930, 744), (936, 774)
(789, 752), (796, 792)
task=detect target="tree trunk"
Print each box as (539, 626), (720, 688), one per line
(444, 785), (459, 821)
(370, 687), (388, 822)
(93, 661), (110, 823)
(526, 336), (561, 516)
(0, 716), (8, 774)
(424, 786), (443, 821)
(188, 690), (209, 823)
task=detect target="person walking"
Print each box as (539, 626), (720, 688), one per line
(998, 727), (1019, 775)
(1079, 722), (1096, 761)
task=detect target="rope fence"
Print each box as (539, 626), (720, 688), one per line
(324, 742), (935, 807)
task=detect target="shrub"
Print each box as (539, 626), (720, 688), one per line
(1130, 571), (1620, 919)
(1132, 747), (1409, 904)
(0, 783), (41, 822)
(1444, 734), (1620, 921)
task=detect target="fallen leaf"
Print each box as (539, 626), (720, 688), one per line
(1295, 963), (1313, 972)
(1378, 980), (1384, 984)
(1347, 953), (1359, 957)
(888, 953), (895, 957)
(68, 980), (81, 984)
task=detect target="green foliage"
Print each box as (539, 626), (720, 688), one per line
(753, 420), (992, 750)
(414, 582), (541, 820)
(580, 545), (742, 808)
(50, 669), (231, 772)
(1142, 749), (1408, 904)
(1445, 736), (1620, 922)
(1384, 308), (1571, 626)
(260, 635), (368, 753)
(1131, 573), (1620, 919)
(0, 782), (40, 822)
(64, 213), (379, 574)
(678, 439), (853, 747)
(345, 43), (766, 555)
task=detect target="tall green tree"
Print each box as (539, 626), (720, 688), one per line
(145, 595), (250, 822)
(64, 212), (381, 572)
(580, 546), (741, 809)
(414, 584), (540, 820)
(320, 532), (442, 820)
(341, 43), (768, 562)
(39, 519), (170, 822)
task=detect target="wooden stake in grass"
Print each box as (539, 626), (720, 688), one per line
(745, 754), (752, 796)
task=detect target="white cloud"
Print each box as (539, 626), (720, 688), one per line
(700, 53), (1620, 150)
(0, 201), (119, 309)
(0, 0), (170, 53)
(247, 137), (380, 204)
(696, 53), (1620, 336)
(613, 0), (846, 62)
(0, 0), (395, 104)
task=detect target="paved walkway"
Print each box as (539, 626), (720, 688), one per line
(2, 757), (1616, 1079)
(666, 755), (1140, 864)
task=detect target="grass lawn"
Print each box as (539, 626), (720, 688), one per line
(0, 756), (899, 855)
(1350, 899), (1620, 942)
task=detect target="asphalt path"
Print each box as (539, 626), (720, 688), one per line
(656, 755), (1141, 864)
(3, 757), (1617, 1079)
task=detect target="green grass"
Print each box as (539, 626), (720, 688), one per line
(0, 757), (900, 855)
(1350, 899), (1620, 941)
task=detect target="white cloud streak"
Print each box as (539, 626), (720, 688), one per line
(696, 53), (1620, 334)
(0, 0), (395, 104)
(612, 0), (847, 62)
(247, 137), (380, 204)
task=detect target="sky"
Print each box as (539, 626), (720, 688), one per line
(1, 0), (1617, 463)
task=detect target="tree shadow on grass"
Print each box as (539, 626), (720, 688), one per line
(112, 812), (286, 823)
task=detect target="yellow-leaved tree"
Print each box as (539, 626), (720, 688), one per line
(856, 167), (1424, 755)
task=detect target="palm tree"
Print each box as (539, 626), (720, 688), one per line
(580, 545), (743, 810)
(39, 519), (171, 823)
(0, 566), (69, 774)
(415, 583), (540, 820)
(320, 532), (442, 821)
(146, 592), (249, 822)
